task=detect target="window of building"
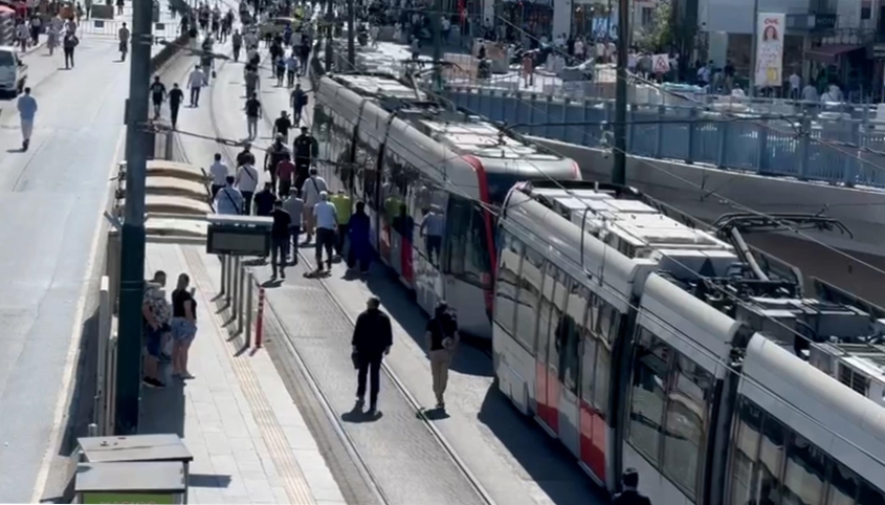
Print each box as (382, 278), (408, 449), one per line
(515, 247), (543, 353)
(494, 231), (522, 337)
(661, 355), (712, 500)
(628, 327), (668, 465)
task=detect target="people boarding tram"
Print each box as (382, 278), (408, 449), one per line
(492, 180), (885, 505)
(309, 71), (580, 338)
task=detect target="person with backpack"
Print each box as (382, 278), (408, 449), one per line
(425, 302), (459, 410)
(213, 176), (244, 215)
(612, 469), (653, 505)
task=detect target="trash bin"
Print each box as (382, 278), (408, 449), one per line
(75, 461), (186, 504)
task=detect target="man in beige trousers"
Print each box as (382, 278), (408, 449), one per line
(425, 302), (459, 410)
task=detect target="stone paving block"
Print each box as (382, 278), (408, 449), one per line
(203, 432), (234, 456)
(283, 424), (319, 451)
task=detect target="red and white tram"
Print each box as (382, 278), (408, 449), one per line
(494, 180), (885, 504)
(311, 71), (580, 338)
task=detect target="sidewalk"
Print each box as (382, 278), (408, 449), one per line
(139, 242), (346, 505)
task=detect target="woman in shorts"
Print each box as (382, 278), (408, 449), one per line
(171, 273), (198, 379)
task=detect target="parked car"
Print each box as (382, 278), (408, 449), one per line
(0, 46), (27, 98)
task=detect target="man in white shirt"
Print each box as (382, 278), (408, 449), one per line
(420, 205), (445, 265)
(789, 72), (801, 100)
(208, 153), (229, 199)
(235, 162), (259, 215)
(313, 191), (337, 272)
(301, 167), (328, 243)
(187, 66), (205, 107)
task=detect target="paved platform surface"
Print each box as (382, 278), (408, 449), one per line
(141, 242), (346, 505)
(165, 28), (606, 505)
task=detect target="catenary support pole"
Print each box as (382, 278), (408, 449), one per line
(612, 0), (629, 185)
(346, 0), (355, 68)
(431, 0), (442, 90)
(114, 0), (155, 435)
(324, 0), (334, 70)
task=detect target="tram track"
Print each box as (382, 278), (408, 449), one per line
(168, 40), (496, 505)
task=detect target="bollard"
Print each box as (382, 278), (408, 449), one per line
(255, 287), (266, 349)
(245, 274), (254, 348)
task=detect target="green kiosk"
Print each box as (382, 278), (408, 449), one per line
(75, 461), (186, 504)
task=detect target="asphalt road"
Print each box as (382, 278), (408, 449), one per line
(0, 18), (179, 502)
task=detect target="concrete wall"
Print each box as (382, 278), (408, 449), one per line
(530, 136), (885, 257)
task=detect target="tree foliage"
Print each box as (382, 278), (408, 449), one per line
(635, 0), (673, 53)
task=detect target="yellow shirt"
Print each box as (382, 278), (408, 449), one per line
(330, 194), (352, 225)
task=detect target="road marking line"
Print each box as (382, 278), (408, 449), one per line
(29, 128), (125, 504)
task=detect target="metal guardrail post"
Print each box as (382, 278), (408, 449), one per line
(756, 123), (770, 175)
(655, 105), (665, 159)
(231, 256), (240, 320)
(844, 123), (860, 188)
(95, 277), (111, 436)
(236, 262), (245, 334)
(220, 254), (227, 296)
(245, 272), (254, 348)
(686, 108), (698, 165)
(798, 116), (811, 180)
(224, 255), (233, 305)
(717, 115), (730, 169)
(627, 104), (636, 152)
(106, 336), (118, 435)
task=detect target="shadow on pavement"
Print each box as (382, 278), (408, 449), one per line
(138, 363), (186, 439)
(476, 387), (608, 505)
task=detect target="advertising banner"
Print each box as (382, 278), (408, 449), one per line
(755, 12), (785, 87)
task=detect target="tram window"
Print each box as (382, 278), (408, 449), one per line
(597, 300), (620, 344)
(826, 462), (858, 505)
(728, 400), (764, 505)
(661, 355), (712, 500)
(561, 279), (583, 394)
(581, 330), (598, 406)
(443, 196), (491, 286)
(858, 483), (885, 505)
(627, 328), (668, 465)
(494, 232), (523, 337)
(782, 433), (827, 505)
(757, 414), (786, 505)
(515, 247), (544, 353)
(548, 266), (570, 377)
(593, 340), (611, 416)
(537, 262), (558, 367)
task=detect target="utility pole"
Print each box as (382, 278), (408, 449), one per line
(346, 0), (355, 68)
(431, 0), (442, 90)
(324, 0), (334, 71)
(612, 0), (629, 186)
(115, 0), (155, 435)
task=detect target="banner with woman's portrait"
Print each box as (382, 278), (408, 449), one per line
(755, 12), (785, 87)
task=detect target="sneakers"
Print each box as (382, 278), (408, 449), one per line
(142, 377), (166, 388)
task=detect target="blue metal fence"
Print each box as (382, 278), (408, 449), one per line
(442, 87), (885, 189)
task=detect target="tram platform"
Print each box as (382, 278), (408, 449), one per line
(139, 242), (347, 505)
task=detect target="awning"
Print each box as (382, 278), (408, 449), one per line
(805, 44), (864, 65)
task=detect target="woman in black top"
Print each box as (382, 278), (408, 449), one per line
(425, 302), (459, 409)
(171, 273), (198, 379)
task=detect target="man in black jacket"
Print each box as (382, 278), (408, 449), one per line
(292, 126), (318, 190)
(612, 468), (652, 505)
(351, 296), (393, 414)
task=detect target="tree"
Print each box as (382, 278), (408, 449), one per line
(635, 0), (673, 53)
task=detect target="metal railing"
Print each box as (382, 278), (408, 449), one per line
(93, 276), (117, 437)
(219, 255), (265, 349)
(443, 87), (885, 189)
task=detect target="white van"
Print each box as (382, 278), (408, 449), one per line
(0, 46), (28, 98)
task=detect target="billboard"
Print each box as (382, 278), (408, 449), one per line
(754, 12), (785, 87)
